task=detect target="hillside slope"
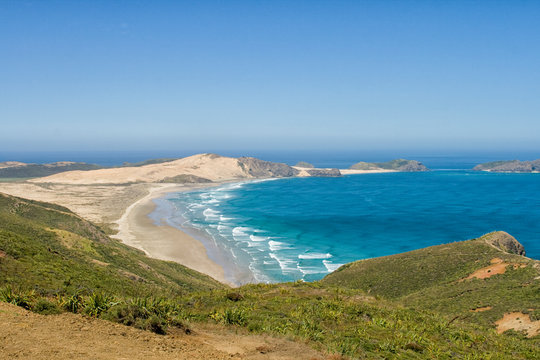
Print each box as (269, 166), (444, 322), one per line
(0, 192), (224, 297)
(322, 232), (540, 334)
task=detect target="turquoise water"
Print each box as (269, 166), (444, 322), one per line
(160, 171), (540, 284)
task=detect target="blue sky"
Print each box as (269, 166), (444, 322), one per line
(1, 1), (539, 152)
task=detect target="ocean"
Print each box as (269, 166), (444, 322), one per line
(160, 170), (540, 284)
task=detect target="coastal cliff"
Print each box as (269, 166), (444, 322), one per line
(350, 159), (429, 172)
(473, 159), (540, 172)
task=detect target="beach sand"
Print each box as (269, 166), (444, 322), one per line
(112, 183), (235, 286)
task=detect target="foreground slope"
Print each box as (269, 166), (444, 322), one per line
(323, 232), (540, 335)
(0, 302), (325, 360)
(1, 194), (538, 358)
(0, 192), (223, 296)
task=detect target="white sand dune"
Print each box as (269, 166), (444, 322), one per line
(31, 154), (250, 185)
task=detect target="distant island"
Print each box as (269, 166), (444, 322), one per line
(473, 159), (540, 173)
(294, 161), (315, 168)
(349, 159), (429, 172)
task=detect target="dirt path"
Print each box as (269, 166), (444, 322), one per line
(0, 303), (325, 360)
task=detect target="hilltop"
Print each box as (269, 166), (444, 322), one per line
(1, 193), (538, 358)
(473, 159), (540, 172)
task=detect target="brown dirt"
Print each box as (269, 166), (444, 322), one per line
(461, 258), (527, 281)
(495, 312), (540, 337)
(470, 306), (493, 313)
(0, 302), (326, 359)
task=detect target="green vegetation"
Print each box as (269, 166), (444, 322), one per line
(0, 193), (224, 298)
(0, 162), (103, 178)
(323, 234), (540, 329)
(0, 192), (538, 358)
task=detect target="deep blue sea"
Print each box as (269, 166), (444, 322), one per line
(163, 170), (540, 284)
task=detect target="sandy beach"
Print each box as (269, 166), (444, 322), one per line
(111, 183), (236, 286)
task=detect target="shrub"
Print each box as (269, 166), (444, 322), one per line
(84, 292), (117, 316)
(0, 285), (34, 309)
(133, 315), (167, 334)
(226, 292), (244, 302)
(33, 298), (61, 315)
(211, 308), (247, 326)
(59, 292), (83, 313)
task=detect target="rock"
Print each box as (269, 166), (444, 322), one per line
(350, 159), (429, 172)
(237, 157), (299, 177)
(294, 161), (315, 168)
(473, 159), (540, 173)
(483, 231), (526, 256)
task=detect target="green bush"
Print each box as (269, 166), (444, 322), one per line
(59, 292), (84, 313)
(33, 298), (61, 315)
(0, 285), (34, 309)
(84, 292), (117, 316)
(211, 307), (247, 326)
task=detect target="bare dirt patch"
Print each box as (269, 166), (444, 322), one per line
(495, 312), (540, 337)
(0, 302), (325, 359)
(470, 306), (493, 313)
(461, 258), (527, 281)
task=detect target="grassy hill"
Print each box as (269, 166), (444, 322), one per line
(0, 193), (224, 298)
(322, 232), (540, 330)
(1, 193), (538, 358)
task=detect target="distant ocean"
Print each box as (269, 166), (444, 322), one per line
(3, 150), (539, 284)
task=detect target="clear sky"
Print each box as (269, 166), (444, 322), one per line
(1, 0), (539, 152)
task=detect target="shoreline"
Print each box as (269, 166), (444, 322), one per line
(111, 182), (237, 286)
(110, 171), (401, 287)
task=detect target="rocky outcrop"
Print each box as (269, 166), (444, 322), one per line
(473, 160), (540, 173)
(237, 157), (300, 178)
(482, 231), (526, 256)
(294, 161), (315, 168)
(350, 159), (429, 172)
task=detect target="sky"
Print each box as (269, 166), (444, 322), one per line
(1, 0), (539, 153)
